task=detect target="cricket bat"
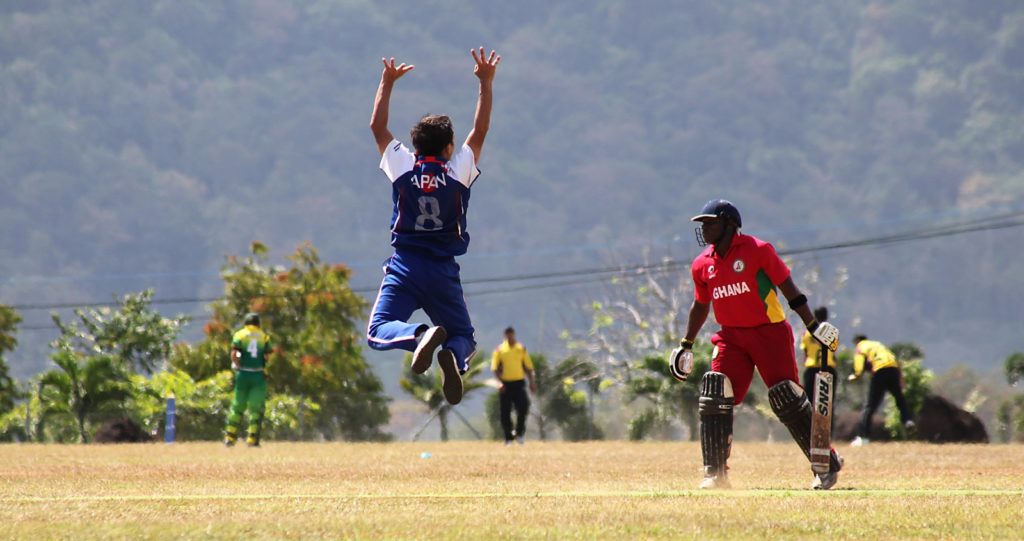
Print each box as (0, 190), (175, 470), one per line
(809, 346), (833, 474)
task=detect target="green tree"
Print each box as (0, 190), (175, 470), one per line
(174, 242), (390, 440)
(0, 305), (22, 417)
(124, 368), (321, 441)
(832, 348), (864, 410)
(51, 290), (190, 374)
(539, 356), (605, 441)
(1004, 352), (1024, 386)
(0, 398), (31, 442)
(997, 352), (1024, 442)
(883, 342), (933, 438)
(625, 343), (712, 441)
(37, 344), (132, 443)
(401, 353), (487, 441)
(890, 342), (925, 364)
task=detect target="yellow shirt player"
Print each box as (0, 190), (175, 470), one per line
(799, 307), (837, 437)
(849, 334), (913, 446)
(491, 327), (535, 444)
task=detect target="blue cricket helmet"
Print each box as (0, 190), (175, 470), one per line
(690, 199), (742, 228)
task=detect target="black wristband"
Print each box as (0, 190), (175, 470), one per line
(680, 339), (694, 350)
(807, 320), (819, 332)
(788, 294), (808, 310)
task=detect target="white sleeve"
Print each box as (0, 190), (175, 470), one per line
(446, 144), (481, 188)
(379, 139), (415, 182)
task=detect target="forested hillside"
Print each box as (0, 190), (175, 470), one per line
(2, 0), (1023, 379)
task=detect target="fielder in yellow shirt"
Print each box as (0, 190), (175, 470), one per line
(491, 327), (535, 444)
(800, 307), (837, 392)
(849, 334), (913, 445)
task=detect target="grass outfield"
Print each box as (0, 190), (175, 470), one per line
(1, 442), (1022, 540)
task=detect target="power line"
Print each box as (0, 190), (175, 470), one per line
(781, 211), (1024, 257)
(12, 273), (645, 333)
(7, 211), (1024, 318)
(6, 203), (1023, 286)
(7, 261), (684, 312)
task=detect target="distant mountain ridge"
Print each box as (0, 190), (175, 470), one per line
(2, 0), (1022, 376)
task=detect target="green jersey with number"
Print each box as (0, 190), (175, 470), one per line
(232, 325), (272, 371)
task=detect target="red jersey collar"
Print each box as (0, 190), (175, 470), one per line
(415, 155), (449, 166)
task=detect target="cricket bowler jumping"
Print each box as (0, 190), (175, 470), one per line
(669, 199), (843, 489)
(366, 48), (500, 405)
(225, 313), (271, 447)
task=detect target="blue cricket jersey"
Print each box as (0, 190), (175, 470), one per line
(380, 139), (481, 258)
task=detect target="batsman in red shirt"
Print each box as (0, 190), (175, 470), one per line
(669, 199), (843, 490)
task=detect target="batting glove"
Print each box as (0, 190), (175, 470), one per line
(808, 321), (840, 352)
(669, 340), (695, 382)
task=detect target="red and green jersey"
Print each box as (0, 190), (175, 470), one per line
(231, 325), (272, 371)
(691, 233), (790, 328)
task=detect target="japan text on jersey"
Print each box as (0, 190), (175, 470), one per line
(380, 140), (481, 258)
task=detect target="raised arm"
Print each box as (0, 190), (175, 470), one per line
(369, 57), (414, 155)
(464, 47), (501, 162)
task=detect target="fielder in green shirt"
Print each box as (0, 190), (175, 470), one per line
(225, 313), (272, 447)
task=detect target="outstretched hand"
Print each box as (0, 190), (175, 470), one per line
(471, 47), (501, 83)
(381, 57), (414, 84)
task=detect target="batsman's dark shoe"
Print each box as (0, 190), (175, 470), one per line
(812, 471), (838, 490)
(698, 474), (730, 490)
(437, 348), (464, 405)
(224, 438), (236, 448)
(412, 326), (447, 374)
(812, 453), (843, 490)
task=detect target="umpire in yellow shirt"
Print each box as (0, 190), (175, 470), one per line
(492, 327), (536, 445)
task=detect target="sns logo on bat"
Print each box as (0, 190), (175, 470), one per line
(815, 379), (832, 416)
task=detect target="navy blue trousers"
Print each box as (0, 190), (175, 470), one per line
(366, 249), (476, 371)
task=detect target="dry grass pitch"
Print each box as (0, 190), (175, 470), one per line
(1, 441), (1022, 539)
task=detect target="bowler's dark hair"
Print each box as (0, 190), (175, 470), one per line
(813, 306), (829, 322)
(504, 327), (515, 335)
(410, 114), (454, 156)
(853, 334), (867, 344)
